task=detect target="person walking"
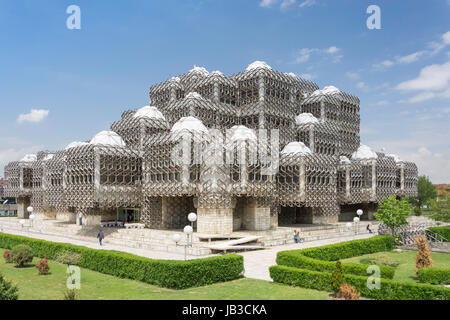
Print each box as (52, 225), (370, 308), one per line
(367, 223), (373, 234)
(78, 211), (84, 226)
(97, 230), (105, 246)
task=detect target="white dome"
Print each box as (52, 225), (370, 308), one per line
(169, 76), (180, 82)
(228, 125), (257, 142)
(387, 154), (403, 163)
(340, 156), (351, 165)
(246, 61), (272, 72)
(90, 131), (126, 147)
(352, 144), (378, 160)
(133, 106), (166, 120)
(311, 85), (341, 96)
(189, 65), (209, 76)
(65, 141), (89, 150)
(20, 154), (37, 162)
(43, 154), (55, 161)
(296, 113), (319, 125)
(211, 70), (224, 76)
(171, 117), (208, 135)
(185, 92), (203, 99)
(285, 72), (299, 79)
(281, 142), (312, 156)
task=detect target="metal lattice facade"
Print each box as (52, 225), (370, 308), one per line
(4, 62), (418, 234)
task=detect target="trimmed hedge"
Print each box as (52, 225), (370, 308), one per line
(427, 227), (450, 242)
(276, 236), (395, 279)
(418, 267), (450, 285)
(0, 233), (243, 289)
(270, 265), (450, 300)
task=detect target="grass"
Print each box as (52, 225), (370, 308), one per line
(342, 250), (450, 283)
(0, 249), (331, 300)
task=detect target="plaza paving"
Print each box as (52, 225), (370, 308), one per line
(0, 225), (375, 281)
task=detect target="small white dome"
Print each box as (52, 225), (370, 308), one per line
(246, 61), (272, 72)
(311, 85), (341, 96)
(285, 72), (298, 79)
(228, 125), (257, 142)
(387, 154), (403, 163)
(185, 92), (203, 99)
(169, 76), (181, 82)
(211, 70), (224, 76)
(352, 144), (378, 160)
(296, 113), (319, 125)
(171, 116), (208, 135)
(43, 154), (55, 161)
(281, 142), (312, 156)
(133, 106), (166, 120)
(65, 141), (89, 150)
(189, 65), (209, 76)
(90, 131), (126, 147)
(340, 156), (351, 165)
(20, 154), (37, 162)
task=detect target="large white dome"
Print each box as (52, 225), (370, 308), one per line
(133, 106), (166, 120)
(65, 141), (89, 150)
(90, 131), (126, 147)
(311, 85), (341, 96)
(246, 61), (272, 72)
(228, 125), (257, 142)
(296, 113), (319, 125)
(352, 144), (378, 160)
(20, 154), (37, 162)
(171, 116), (208, 135)
(281, 142), (312, 156)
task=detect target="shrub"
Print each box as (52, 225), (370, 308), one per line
(35, 258), (50, 275)
(427, 227), (450, 242)
(2, 250), (11, 263)
(415, 235), (433, 273)
(63, 289), (78, 300)
(418, 267), (450, 285)
(54, 251), (82, 266)
(0, 233), (243, 289)
(10, 244), (33, 268)
(330, 261), (344, 293)
(336, 282), (360, 300)
(0, 273), (19, 300)
(270, 265), (450, 300)
(276, 236), (395, 279)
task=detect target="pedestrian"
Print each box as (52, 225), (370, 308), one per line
(78, 211), (84, 226)
(293, 230), (302, 243)
(97, 230), (105, 246)
(367, 223), (373, 234)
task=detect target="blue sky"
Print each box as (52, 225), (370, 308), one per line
(0, 0), (449, 183)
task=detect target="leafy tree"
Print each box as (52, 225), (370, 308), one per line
(10, 245), (33, 268)
(416, 176), (437, 211)
(374, 195), (412, 236)
(429, 195), (450, 223)
(330, 261), (344, 293)
(0, 273), (19, 300)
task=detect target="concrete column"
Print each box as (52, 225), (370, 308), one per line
(299, 162), (306, 202)
(400, 163), (405, 191)
(320, 101), (326, 122)
(242, 198), (271, 231)
(371, 160), (377, 201)
(258, 76), (265, 129)
(197, 207), (234, 235)
(213, 82), (220, 104)
(309, 125), (315, 153)
(17, 197), (30, 219)
(345, 166), (351, 200)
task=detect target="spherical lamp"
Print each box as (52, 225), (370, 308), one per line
(172, 234), (182, 244)
(188, 212), (197, 222)
(183, 225), (193, 235)
(357, 209), (363, 217)
(353, 217), (360, 223)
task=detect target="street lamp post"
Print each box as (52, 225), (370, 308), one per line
(173, 213), (197, 261)
(28, 206), (35, 229)
(355, 209), (363, 235)
(353, 217), (360, 235)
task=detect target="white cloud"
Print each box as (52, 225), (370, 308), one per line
(17, 109), (49, 124)
(293, 46), (342, 64)
(299, 73), (316, 80)
(0, 145), (44, 176)
(396, 51), (426, 64)
(370, 100), (390, 106)
(346, 72), (360, 80)
(280, 0), (296, 10)
(298, 0), (316, 8)
(259, 0), (278, 7)
(396, 61), (450, 92)
(356, 82), (366, 89)
(428, 31), (450, 55)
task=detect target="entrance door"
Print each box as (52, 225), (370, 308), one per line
(118, 208), (140, 223)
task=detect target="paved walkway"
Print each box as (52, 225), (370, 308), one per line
(0, 225), (375, 281)
(239, 233), (375, 281)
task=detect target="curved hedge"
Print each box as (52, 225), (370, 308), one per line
(418, 267), (450, 285)
(427, 227), (450, 242)
(270, 265), (450, 300)
(0, 233), (243, 289)
(276, 236), (395, 279)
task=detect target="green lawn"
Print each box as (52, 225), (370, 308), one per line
(342, 250), (450, 283)
(0, 249), (331, 300)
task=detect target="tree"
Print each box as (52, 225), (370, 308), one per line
(330, 261), (344, 293)
(415, 234), (433, 274)
(374, 195), (412, 237)
(0, 273), (19, 300)
(429, 195), (450, 223)
(416, 176), (437, 212)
